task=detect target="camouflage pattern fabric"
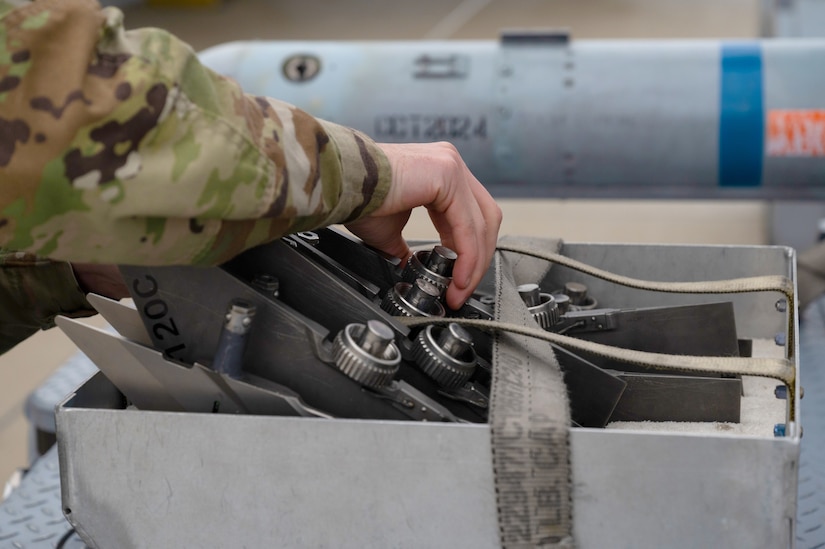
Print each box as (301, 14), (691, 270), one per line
(0, 250), (92, 354)
(0, 0), (391, 350)
(0, 0), (390, 266)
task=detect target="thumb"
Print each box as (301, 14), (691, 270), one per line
(346, 219), (412, 261)
(371, 233), (411, 261)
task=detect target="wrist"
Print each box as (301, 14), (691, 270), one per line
(71, 263), (130, 300)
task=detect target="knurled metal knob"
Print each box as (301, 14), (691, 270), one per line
(564, 281), (597, 310)
(517, 283), (560, 329)
(412, 323), (477, 390)
(332, 320), (401, 389)
(381, 279), (446, 318)
(402, 246), (457, 295)
(564, 282), (587, 303)
(552, 293), (571, 314)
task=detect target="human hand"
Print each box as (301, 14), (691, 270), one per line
(345, 142), (502, 310)
(72, 263), (130, 300)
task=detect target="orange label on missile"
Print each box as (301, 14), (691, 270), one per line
(767, 110), (825, 157)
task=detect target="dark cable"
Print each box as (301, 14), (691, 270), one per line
(56, 527), (77, 549)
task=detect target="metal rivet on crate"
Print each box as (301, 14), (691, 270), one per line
(297, 231), (320, 245)
(332, 320), (400, 389)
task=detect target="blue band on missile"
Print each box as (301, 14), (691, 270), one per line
(719, 43), (764, 187)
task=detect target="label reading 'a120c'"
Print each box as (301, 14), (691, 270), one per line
(374, 115), (487, 141)
(767, 110), (825, 157)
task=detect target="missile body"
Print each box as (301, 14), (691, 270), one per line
(201, 34), (825, 199)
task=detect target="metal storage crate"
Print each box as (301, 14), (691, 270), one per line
(55, 242), (800, 548)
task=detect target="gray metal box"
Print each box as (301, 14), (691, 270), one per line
(56, 243), (800, 548)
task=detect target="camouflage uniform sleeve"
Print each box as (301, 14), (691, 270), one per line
(0, 250), (93, 354)
(0, 0), (391, 266)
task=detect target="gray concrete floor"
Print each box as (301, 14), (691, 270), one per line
(0, 0), (764, 484)
(119, 0), (759, 46)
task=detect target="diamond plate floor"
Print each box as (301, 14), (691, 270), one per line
(797, 299), (825, 549)
(0, 444), (86, 549)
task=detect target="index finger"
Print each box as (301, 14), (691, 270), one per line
(435, 181), (500, 309)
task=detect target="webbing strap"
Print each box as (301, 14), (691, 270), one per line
(402, 316), (795, 386)
(486, 250), (573, 548)
(495, 244), (796, 359)
(494, 243), (797, 419)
